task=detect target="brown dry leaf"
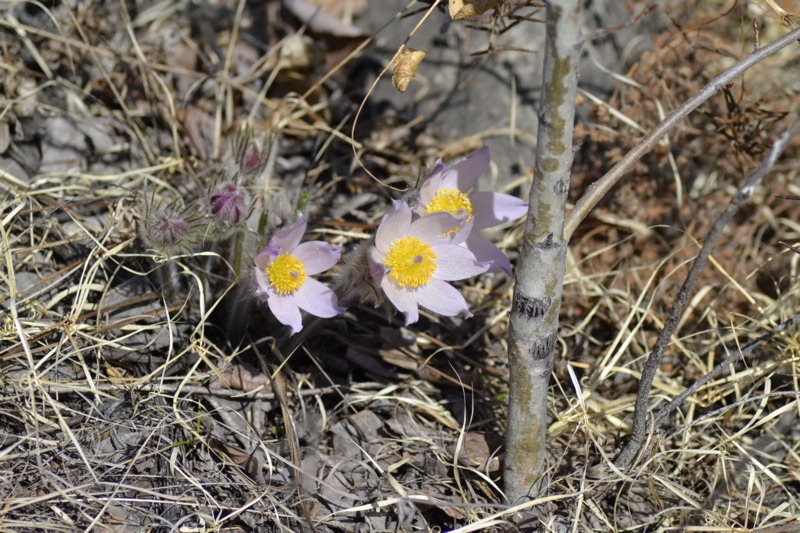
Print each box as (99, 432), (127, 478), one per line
(421, 485), (468, 519)
(177, 101), (215, 160)
(283, 0), (365, 37)
(166, 41), (199, 99)
(447, 432), (502, 472)
(449, 0), (502, 20)
(209, 363), (270, 392)
(207, 437), (265, 483)
(404, 450), (448, 478)
(392, 48), (426, 93)
(305, 0), (368, 20)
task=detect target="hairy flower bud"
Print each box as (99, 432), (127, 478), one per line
(139, 192), (205, 258)
(330, 239), (386, 309)
(232, 124), (271, 179)
(241, 142), (263, 176)
(149, 209), (188, 248)
(209, 181), (249, 227)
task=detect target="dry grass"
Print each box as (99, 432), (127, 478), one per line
(1, 0), (800, 531)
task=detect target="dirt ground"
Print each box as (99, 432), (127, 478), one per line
(2, 0), (800, 531)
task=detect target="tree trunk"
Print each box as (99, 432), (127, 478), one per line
(504, 0), (581, 503)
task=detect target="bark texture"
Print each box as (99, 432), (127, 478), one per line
(504, 0), (581, 503)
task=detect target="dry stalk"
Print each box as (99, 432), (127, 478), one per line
(615, 114), (800, 470)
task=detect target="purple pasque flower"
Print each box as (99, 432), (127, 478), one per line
(370, 201), (490, 325)
(416, 146), (528, 275)
(209, 181), (249, 227)
(254, 216), (343, 334)
(232, 124), (271, 178)
(149, 208), (188, 248)
(140, 194), (204, 257)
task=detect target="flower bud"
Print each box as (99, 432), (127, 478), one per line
(241, 142), (263, 176)
(139, 193), (204, 258)
(148, 208), (188, 248)
(209, 181), (249, 227)
(232, 124), (270, 179)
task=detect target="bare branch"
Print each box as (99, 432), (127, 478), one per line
(654, 311), (800, 427)
(564, 26), (800, 241)
(615, 114), (800, 470)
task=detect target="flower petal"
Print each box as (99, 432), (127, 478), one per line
(272, 215), (307, 253)
(418, 172), (447, 212)
(254, 249), (274, 270)
(293, 241), (341, 275)
(375, 201), (411, 253)
(409, 212), (462, 244)
(368, 252), (386, 284)
(448, 146), (490, 191)
(470, 191), (528, 229)
(267, 292), (303, 334)
(381, 278), (419, 325)
(465, 232), (512, 275)
(370, 244), (386, 266)
(414, 279), (472, 318)
(448, 217), (473, 246)
(253, 268), (270, 300)
(294, 277), (343, 318)
(430, 158), (446, 177)
(432, 244), (491, 280)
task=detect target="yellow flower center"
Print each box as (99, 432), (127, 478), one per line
(426, 188), (474, 220)
(267, 253), (306, 295)
(383, 236), (437, 288)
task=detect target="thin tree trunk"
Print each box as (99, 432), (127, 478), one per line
(504, 0), (581, 503)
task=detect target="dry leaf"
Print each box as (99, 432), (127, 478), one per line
(447, 432), (502, 472)
(304, 0), (368, 19)
(209, 363), (270, 392)
(283, 0), (365, 37)
(207, 437), (265, 483)
(449, 0), (502, 20)
(392, 48), (426, 93)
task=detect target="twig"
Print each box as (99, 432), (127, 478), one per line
(581, 4), (656, 44)
(654, 311), (800, 426)
(564, 25), (800, 240)
(614, 114), (800, 470)
(662, 391), (800, 445)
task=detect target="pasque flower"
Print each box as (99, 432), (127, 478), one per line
(232, 124), (271, 178)
(254, 216), (342, 334)
(209, 181), (249, 227)
(416, 146), (528, 275)
(371, 201), (490, 325)
(140, 194), (204, 257)
(148, 208), (188, 248)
